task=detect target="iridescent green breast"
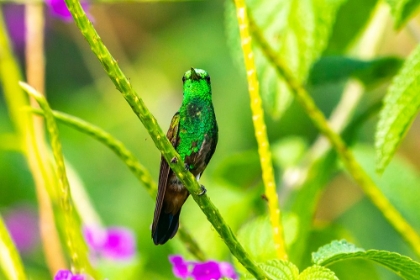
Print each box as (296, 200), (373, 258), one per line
(177, 97), (217, 169)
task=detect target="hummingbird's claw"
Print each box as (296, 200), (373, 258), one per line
(171, 157), (178, 164)
(184, 163), (191, 171)
(198, 185), (207, 196)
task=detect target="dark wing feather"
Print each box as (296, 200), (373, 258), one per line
(152, 112), (180, 235)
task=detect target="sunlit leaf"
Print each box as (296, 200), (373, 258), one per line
(225, 0), (346, 118)
(375, 44), (420, 173)
(386, 0), (420, 29)
(242, 259), (299, 279)
(237, 217), (277, 265)
(298, 265), (338, 280)
(313, 240), (420, 280)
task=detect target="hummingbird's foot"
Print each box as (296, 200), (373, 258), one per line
(184, 163), (191, 171)
(171, 157), (178, 164)
(198, 185), (207, 196)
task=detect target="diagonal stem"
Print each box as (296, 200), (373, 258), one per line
(63, 0), (268, 278)
(30, 108), (206, 261)
(249, 14), (420, 258)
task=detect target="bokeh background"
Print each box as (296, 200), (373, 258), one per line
(1, 0), (420, 279)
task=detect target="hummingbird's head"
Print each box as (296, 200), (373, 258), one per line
(182, 68), (212, 97)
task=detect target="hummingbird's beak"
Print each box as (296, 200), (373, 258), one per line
(190, 67), (200, 81)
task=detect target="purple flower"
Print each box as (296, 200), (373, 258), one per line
(46, 0), (91, 22)
(54, 269), (86, 280)
(169, 255), (190, 278)
(4, 205), (39, 254)
(169, 255), (238, 280)
(3, 4), (25, 53)
(83, 226), (136, 261)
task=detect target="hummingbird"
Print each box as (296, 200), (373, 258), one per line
(152, 68), (218, 245)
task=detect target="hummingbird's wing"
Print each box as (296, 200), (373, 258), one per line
(152, 112), (180, 236)
(184, 121), (218, 177)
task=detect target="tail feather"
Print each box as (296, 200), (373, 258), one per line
(152, 210), (181, 245)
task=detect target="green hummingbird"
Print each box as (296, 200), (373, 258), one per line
(152, 68), (218, 245)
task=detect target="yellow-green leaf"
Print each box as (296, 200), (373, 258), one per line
(375, 44), (420, 173)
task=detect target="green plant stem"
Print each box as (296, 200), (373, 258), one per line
(0, 9), (67, 276)
(20, 83), (97, 278)
(30, 108), (206, 261)
(31, 108), (157, 197)
(249, 16), (420, 258)
(0, 215), (26, 280)
(25, 3), (69, 274)
(233, 0), (287, 260)
(63, 0), (268, 278)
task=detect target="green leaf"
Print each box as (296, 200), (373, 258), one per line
(308, 56), (403, 86)
(375, 44), (420, 173)
(313, 240), (420, 280)
(386, 0), (420, 29)
(353, 145), (420, 233)
(225, 0), (346, 118)
(213, 150), (261, 188)
(259, 260), (299, 280)
(242, 260), (299, 279)
(271, 137), (308, 169)
(325, 0), (379, 54)
(287, 152), (338, 266)
(237, 216), (277, 265)
(312, 240), (364, 264)
(235, 214), (301, 278)
(298, 265), (338, 280)
(244, 260), (338, 279)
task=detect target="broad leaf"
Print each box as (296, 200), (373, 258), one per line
(386, 0), (420, 29)
(325, 0), (379, 54)
(298, 265), (338, 280)
(308, 56), (402, 86)
(225, 0), (346, 118)
(375, 44), (420, 173)
(287, 152), (338, 266)
(353, 145), (420, 233)
(237, 216), (277, 265)
(242, 260), (299, 279)
(213, 150), (261, 188)
(313, 240), (420, 280)
(243, 260), (337, 279)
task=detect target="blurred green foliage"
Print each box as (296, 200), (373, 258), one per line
(1, 0), (420, 279)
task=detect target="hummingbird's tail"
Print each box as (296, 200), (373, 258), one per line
(152, 210), (181, 245)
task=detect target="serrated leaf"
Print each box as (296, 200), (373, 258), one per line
(312, 240), (420, 280)
(386, 0), (420, 29)
(225, 0), (345, 118)
(260, 260), (300, 280)
(298, 265), (338, 280)
(375, 44), (420, 173)
(312, 240), (364, 264)
(242, 260), (299, 280)
(308, 56), (403, 86)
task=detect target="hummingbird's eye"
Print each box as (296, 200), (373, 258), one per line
(205, 76), (210, 82)
(182, 76), (186, 82)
